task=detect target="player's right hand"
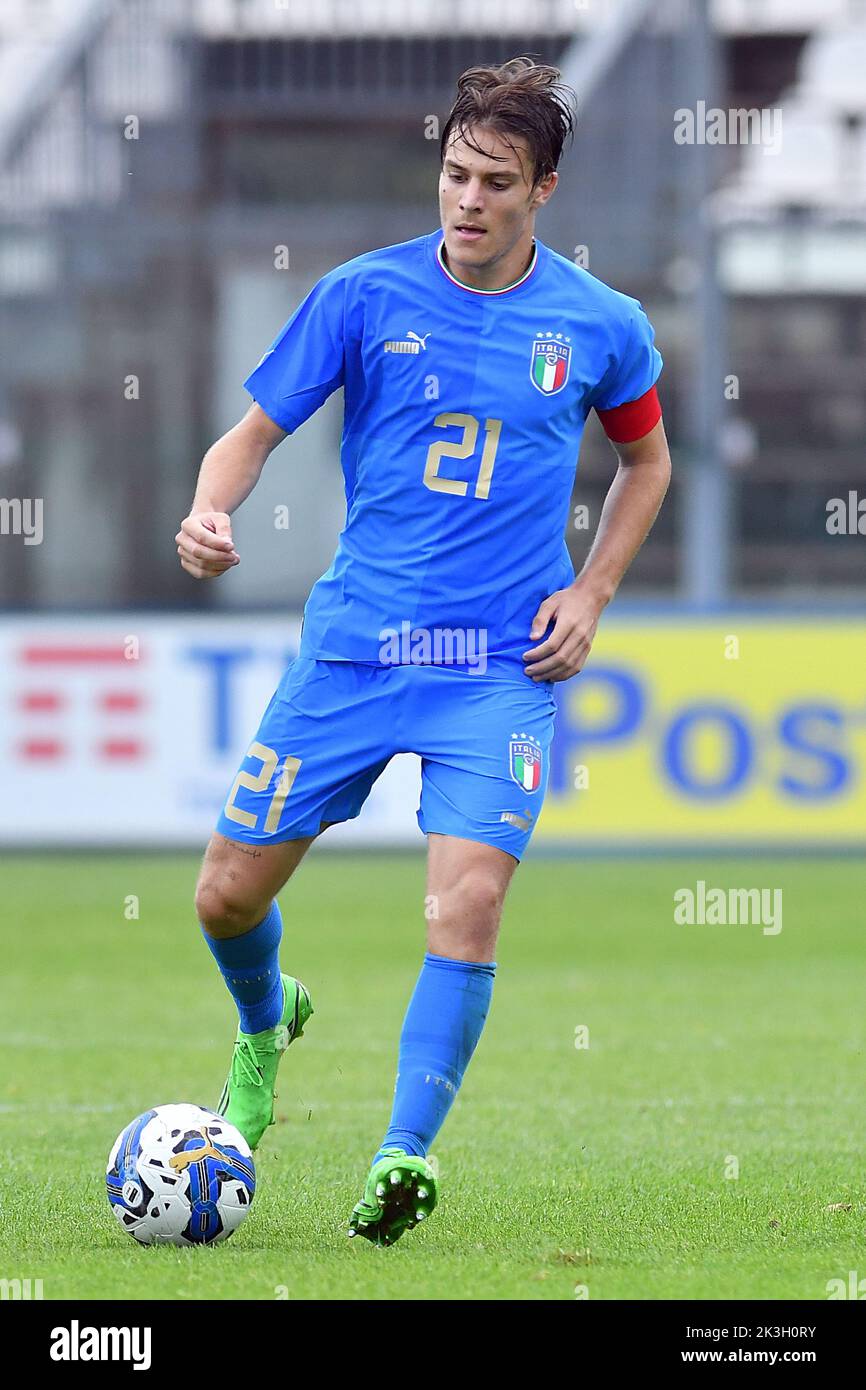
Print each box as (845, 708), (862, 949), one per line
(176, 511), (240, 579)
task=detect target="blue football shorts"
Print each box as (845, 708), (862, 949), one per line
(215, 657), (557, 861)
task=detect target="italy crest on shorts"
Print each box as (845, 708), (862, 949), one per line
(509, 734), (543, 793)
(530, 334), (571, 396)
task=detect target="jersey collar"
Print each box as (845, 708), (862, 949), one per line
(431, 231), (543, 297)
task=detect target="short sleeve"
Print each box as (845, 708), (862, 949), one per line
(590, 299), (663, 413)
(243, 270), (347, 434)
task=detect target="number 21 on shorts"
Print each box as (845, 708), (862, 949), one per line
(224, 741), (302, 835)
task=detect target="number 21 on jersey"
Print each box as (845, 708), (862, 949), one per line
(422, 412), (502, 500)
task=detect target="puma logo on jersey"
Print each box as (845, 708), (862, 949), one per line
(384, 330), (431, 355)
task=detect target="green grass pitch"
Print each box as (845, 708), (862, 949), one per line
(1, 852), (862, 1301)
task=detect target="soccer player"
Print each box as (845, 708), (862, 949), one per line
(177, 57), (671, 1246)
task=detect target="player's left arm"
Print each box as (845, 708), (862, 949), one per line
(523, 415), (671, 682)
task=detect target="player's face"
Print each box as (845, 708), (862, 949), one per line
(439, 126), (556, 283)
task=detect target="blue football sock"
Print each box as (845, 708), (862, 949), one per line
(201, 901), (284, 1034)
(373, 951), (497, 1165)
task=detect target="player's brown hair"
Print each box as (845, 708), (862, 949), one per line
(440, 55), (576, 189)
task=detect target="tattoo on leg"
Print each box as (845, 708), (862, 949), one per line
(229, 843), (263, 860)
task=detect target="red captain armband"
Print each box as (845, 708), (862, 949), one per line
(596, 384), (662, 444)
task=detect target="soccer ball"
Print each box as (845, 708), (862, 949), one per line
(106, 1103), (255, 1246)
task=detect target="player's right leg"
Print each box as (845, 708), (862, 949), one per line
(196, 831), (318, 1151)
(196, 656), (396, 1149)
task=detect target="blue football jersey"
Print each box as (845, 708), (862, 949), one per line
(244, 230), (663, 674)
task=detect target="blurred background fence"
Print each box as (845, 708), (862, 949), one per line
(1, 0), (864, 848)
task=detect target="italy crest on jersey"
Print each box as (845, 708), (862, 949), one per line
(530, 334), (571, 396)
(509, 735), (543, 793)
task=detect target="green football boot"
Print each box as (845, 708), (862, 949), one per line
(348, 1147), (439, 1247)
(217, 973), (313, 1150)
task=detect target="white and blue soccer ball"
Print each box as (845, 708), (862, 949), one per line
(106, 1103), (255, 1246)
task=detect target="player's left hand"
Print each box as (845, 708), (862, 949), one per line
(522, 581), (606, 682)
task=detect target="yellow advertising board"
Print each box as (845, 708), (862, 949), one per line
(538, 618), (866, 846)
